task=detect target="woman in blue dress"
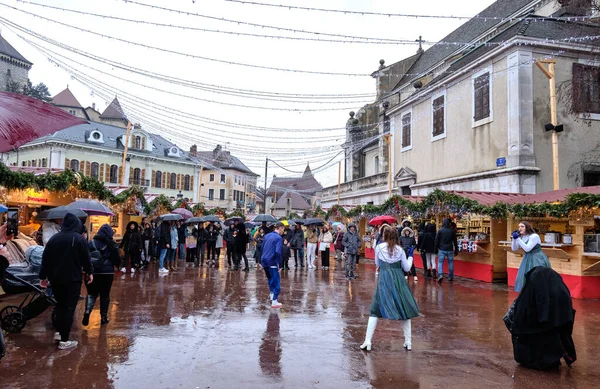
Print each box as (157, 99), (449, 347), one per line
(511, 221), (551, 292)
(359, 226), (420, 351)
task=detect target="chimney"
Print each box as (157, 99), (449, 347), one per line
(190, 144), (198, 157)
(92, 103), (96, 110)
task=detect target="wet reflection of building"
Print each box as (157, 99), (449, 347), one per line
(259, 312), (282, 378)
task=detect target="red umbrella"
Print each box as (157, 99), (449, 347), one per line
(368, 215), (397, 226)
(0, 91), (87, 152)
(171, 207), (193, 220)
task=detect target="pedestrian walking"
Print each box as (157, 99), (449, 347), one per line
(185, 223), (197, 268)
(224, 223), (237, 269)
(434, 218), (459, 283)
(261, 222), (285, 309)
(157, 221), (171, 273)
(306, 226), (318, 269)
(416, 222), (428, 276)
(319, 227), (333, 270)
(120, 221), (143, 274)
(281, 225), (293, 271)
(511, 221), (551, 292)
(399, 227), (417, 282)
(168, 221), (179, 271)
(39, 213), (93, 350)
(342, 223), (361, 280)
(196, 223), (208, 267)
(290, 224), (304, 268)
(82, 224), (121, 327)
(360, 227), (420, 352)
(177, 221), (186, 261)
(333, 226), (345, 261)
(141, 222), (153, 268)
(254, 227), (266, 268)
(420, 223), (437, 278)
(236, 222), (250, 272)
(215, 224), (224, 267)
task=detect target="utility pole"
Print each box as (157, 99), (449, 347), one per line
(337, 161), (341, 204)
(535, 59), (560, 190)
(197, 165), (203, 205)
(242, 179), (247, 216)
(120, 121), (132, 186)
(382, 134), (393, 197)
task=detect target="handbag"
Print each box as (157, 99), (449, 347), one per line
(319, 242), (329, 251)
(90, 240), (107, 271)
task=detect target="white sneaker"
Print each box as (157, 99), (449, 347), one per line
(58, 340), (78, 350)
(405, 275), (408, 280)
(158, 268), (169, 273)
(271, 300), (282, 309)
(120, 267), (126, 273)
(53, 332), (61, 342)
(131, 268), (136, 274)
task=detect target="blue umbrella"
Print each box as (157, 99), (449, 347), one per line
(0, 204), (7, 213)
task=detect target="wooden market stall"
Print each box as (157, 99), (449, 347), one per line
(502, 186), (600, 299)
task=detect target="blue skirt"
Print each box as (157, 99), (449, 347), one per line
(514, 245), (551, 292)
(369, 261), (420, 320)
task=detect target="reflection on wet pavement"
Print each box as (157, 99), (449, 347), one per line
(1, 258), (600, 388)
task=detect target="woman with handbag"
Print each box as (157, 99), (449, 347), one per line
(82, 224), (121, 326)
(319, 227), (333, 270)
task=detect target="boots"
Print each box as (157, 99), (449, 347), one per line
(81, 295), (96, 326)
(359, 317), (378, 351)
(100, 297), (110, 325)
(432, 269), (437, 279)
(402, 319), (412, 351)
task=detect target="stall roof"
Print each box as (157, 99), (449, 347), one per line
(447, 191), (531, 206)
(510, 186), (600, 204)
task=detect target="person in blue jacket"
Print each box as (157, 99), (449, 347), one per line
(261, 222), (285, 309)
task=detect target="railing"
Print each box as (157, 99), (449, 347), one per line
(321, 172), (389, 201)
(129, 178), (150, 186)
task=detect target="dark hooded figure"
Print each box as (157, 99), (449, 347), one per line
(236, 222), (250, 272)
(39, 213), (92, 350)
(120, 221), (143, 273)
(504, 266), (576, 370)
(82, 224), (121, 326)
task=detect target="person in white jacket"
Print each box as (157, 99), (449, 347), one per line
(360, 226), (420, 351)
(511, 221), (551, 292)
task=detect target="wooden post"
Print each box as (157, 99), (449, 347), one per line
(337, 161), (341, 204)
(383, 134), (392, 198)
(120, 121), (132, 186)
(197, 166), (203, 205)
(535, 59), (559, 190)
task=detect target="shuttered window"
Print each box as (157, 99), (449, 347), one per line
(572, 63), (600, 114)
(91, 162), (99, 178)
(432, 96), (445, 137)
(70, 159), (80, 172)
(154, 171), (161, 188)
(109, 165), (119, 183)
(184, 175), (191, 191)
(473, 72), (490, 121)
(170, 173), (177, 190)
(401, 113), (411, 148)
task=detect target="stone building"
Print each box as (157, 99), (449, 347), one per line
(0, 34), (32, 92)
(265, 165), (322, 216)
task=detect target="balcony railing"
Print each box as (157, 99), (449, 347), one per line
(129, 178), (150, 187)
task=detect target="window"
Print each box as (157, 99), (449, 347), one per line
(134, 136), (141, 149)
(219, 189), (226, 200)
(584, 171), (600, 186)
(41, 158), (47, 167)
(133, 168), (141, 185)
(208, 189), (214, 200)
(70, 159), (80, 172)
(155, 171), (162, 188)
(473, 72), (491, 122)
(92, 132), (101, 140)
(373, 156), (379, 175)
(572, 63), (600, 114)
(91, 162), (99, 178)
(209, 173), (215, 182)
(401, 186), (412, 195)
(110, 164), (119, 184)
(401, 112), (412, 149)
(432, 94), (446, 140)
(6, 69), (10, 77)
(32, 159), (37, 167)
(184, 174), (191, 191)
(21, 161), (26, 166)
(169, 173), (177, 189)
(69, 109), (77, 116)
(220, 174), (226, 184)
(27, 161), (31, 167)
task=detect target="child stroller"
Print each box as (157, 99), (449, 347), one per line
(1, 256), (56, 334)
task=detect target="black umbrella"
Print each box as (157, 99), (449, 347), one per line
(224, 216), (245, 226)
(65, 199), (114, 216)
(44, 206), (88, 220)
(252, 214), (278, 223)
(304, 218), (324, 226)
(291, 219), (305, 225)
(186, 216), (205, 223)
(160, 213), (184, 221)
(202, 215), (222, 222)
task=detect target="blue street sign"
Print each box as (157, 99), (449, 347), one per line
(496, 157), (506, 167)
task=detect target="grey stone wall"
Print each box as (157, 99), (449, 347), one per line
(0, 56), (30, 91)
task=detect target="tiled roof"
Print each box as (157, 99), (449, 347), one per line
(267, 167), (323, 197)
(52, 88), (83, 108)
(275, 190), (311, 210)
(448, 190), (531, 206)
(193, 150), (258, 176)
(508, 186), (600, 204)
(100, 98), (127, 120)
(0, 35), (32, 65)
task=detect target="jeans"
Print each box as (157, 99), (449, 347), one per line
(159, 248), (168, 269)
(178, 243), (185, 259)
(168, 248), (176, 263)
(195, 243), (205, 266)
(438, 250), (454, 279)
(294, 247), (304, 267)
(52, 282), (81, 342)
(267, 267), (280, 301)
(226, 244), (236, 267)
(345, 253), (357, 278)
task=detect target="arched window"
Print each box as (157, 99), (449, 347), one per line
(32, 159), (37, 167)
(90, 162), (99, 178)
(27, 160), (31, 167)
(184, 175), (191, 191)
(170, 173), (177, 189)
(70, 159), (80, 172)
(109, 164), (119, 183)
(41, 158), (47, 167)
(21, 161), (26, 167)
(155, 171), (162, 188)
(134, 136), (141, 149)
(133, 168), (141, 185)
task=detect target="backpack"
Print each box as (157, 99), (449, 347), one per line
(90, 240), (107, 271)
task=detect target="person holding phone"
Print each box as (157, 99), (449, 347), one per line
(39, 213), (93, 350)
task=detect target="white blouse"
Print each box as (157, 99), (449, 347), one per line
(375, 243), (412, 272)
(511, 233), (542, 253)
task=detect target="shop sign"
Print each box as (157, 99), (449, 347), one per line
(26, 196), (48, 203)
(568, 216), (594, 226)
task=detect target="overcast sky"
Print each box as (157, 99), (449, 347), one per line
(0, 0), (495, 191)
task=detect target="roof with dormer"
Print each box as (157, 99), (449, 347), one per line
(0, 34), (32, 65)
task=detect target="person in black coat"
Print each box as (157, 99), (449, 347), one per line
(39, 213), (92, 350)
(505, 266), (576, 370)
(158, 221), (172, 272)
(196, 224), (209, 267)
(120, 221), (143, 273)
(82, 224), (121, 326)
(236, 222), (250, 272)
(223, 224), (237, 268)
(290, 225), (305, 268)
(206, 224), (219, 266)
(281, 226), (293, 271)
(434, 218), (459, 283)
(420, 223), (437, 278)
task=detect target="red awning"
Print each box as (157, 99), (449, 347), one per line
(0, 91), (87, 152)
(448, 191), (531, 206)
